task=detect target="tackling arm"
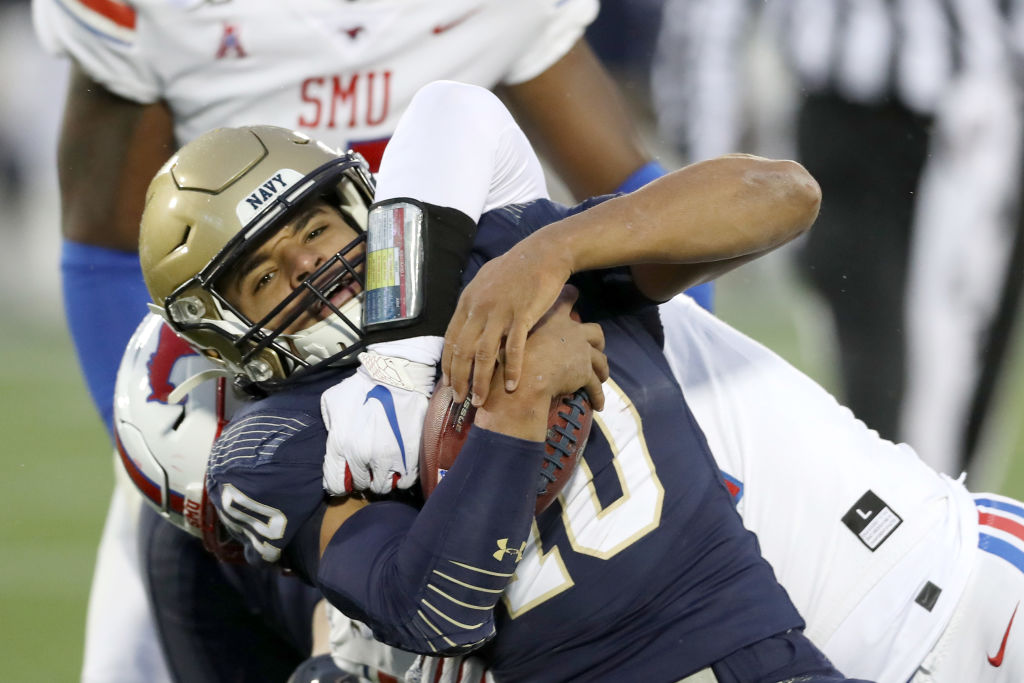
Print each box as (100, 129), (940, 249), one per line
(443, 152), (821, 403)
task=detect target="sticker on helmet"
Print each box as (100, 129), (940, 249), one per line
(235, 168), (306, 224)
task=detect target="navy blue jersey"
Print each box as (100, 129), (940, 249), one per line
(207, 367), (356, 577)
(207, 197), (807, 682)
(464, 200), (805, 681)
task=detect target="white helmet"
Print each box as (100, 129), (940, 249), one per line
(114, 312), (244, 561)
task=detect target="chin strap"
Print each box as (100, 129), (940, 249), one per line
(167, 367), (232, 404)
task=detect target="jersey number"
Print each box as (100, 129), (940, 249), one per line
(218, 484), (288, 563)
(502, 379), (665, 618)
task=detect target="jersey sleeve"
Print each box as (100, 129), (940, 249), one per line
(206, 407), (328, 568)
(501, 0), (599, 84)
(317, 427), (545, 656)
(374, 81), (548, 222)
(32, 0), (161, 103)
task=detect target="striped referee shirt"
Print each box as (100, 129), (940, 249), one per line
(654, 0), (1020, 158)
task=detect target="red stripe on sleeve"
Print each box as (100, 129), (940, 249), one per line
(77, 0), (136, 29)
(980, 510), (1024, 544)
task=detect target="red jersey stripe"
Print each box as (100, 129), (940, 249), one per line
(980, 510), (1024, 545)
(76, 0), (136, 29)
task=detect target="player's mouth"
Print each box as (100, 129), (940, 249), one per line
(315, 269), (362, 321)
(327, 272), (361, 313)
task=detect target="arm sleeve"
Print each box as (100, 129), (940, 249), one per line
(32, 0), (161, 103)
(206, 410), (328, 567)
(374, 81), (548, 222)
(317, 428), (545, 655)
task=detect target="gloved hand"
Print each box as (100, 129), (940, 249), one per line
(322, 340), (440, 496)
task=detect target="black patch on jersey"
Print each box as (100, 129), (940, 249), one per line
(915, 581), (942, 612)
(841, 490), (902, 551)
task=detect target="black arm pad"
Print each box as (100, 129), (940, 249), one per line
(362, 198), (477, 344)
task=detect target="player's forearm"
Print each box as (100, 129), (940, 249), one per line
(317, 428), (543, 655)
(519, 154), (821, 299)
(58, 65), (175, 250)
(474, 373), (551, 441)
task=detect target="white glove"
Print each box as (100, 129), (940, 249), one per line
(322, 344), (439, 496)
(327, 605), (417, 678)
(405, 655), (490, 683)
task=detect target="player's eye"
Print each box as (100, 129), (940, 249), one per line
(305, 225), (327, 242)
(253, 270), (275, 293)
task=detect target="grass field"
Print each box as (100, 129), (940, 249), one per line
(1, 310), (112, 682)
(3, 251), (1024, 682)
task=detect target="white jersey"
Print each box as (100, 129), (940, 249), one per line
(33, 0), (596, 167)
(658, 295), (979, 683)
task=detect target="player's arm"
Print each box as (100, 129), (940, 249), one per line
(443, 152), (822, 404)
(499, 38), (653, 199)
(316, 293), (606, 655)
(58, 64), (175, 249)
(55, 65), (177, 430)
(502, 38), (716, 313)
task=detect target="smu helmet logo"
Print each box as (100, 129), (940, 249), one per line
(147, 323), (198, 404)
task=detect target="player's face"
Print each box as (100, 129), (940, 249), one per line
(223, 200), (363, 333)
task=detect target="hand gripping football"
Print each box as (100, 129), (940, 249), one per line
(419, 383), (592, 514)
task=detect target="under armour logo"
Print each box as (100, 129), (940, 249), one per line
(492, 538), (526, 563)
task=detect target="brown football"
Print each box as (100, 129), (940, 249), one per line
(419, 382), (592, 514)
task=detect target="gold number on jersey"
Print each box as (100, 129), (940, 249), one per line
(502, 379), (665, 617)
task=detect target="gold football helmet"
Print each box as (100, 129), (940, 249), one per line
(139, 125), (374, 393)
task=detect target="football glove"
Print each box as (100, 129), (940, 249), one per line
(322, 340), (440, 496)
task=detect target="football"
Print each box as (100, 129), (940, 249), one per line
(419, 382), (592, 514)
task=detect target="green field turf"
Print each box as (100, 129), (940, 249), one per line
(1, 310), (112, 683)
(2, 258), (1023, 682)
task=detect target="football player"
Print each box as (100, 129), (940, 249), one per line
(33, 2), (711, 679)
(133, 82), (852, 681)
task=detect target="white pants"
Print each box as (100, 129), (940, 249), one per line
(911, 493), (1024, 682)
(81, 459), (172, 683)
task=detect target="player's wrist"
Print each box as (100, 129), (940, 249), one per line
(474, 382), (549, 442)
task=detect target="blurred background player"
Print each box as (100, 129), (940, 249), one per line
(651, 0), (1024, 479)
(30, 1), (708, 680)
